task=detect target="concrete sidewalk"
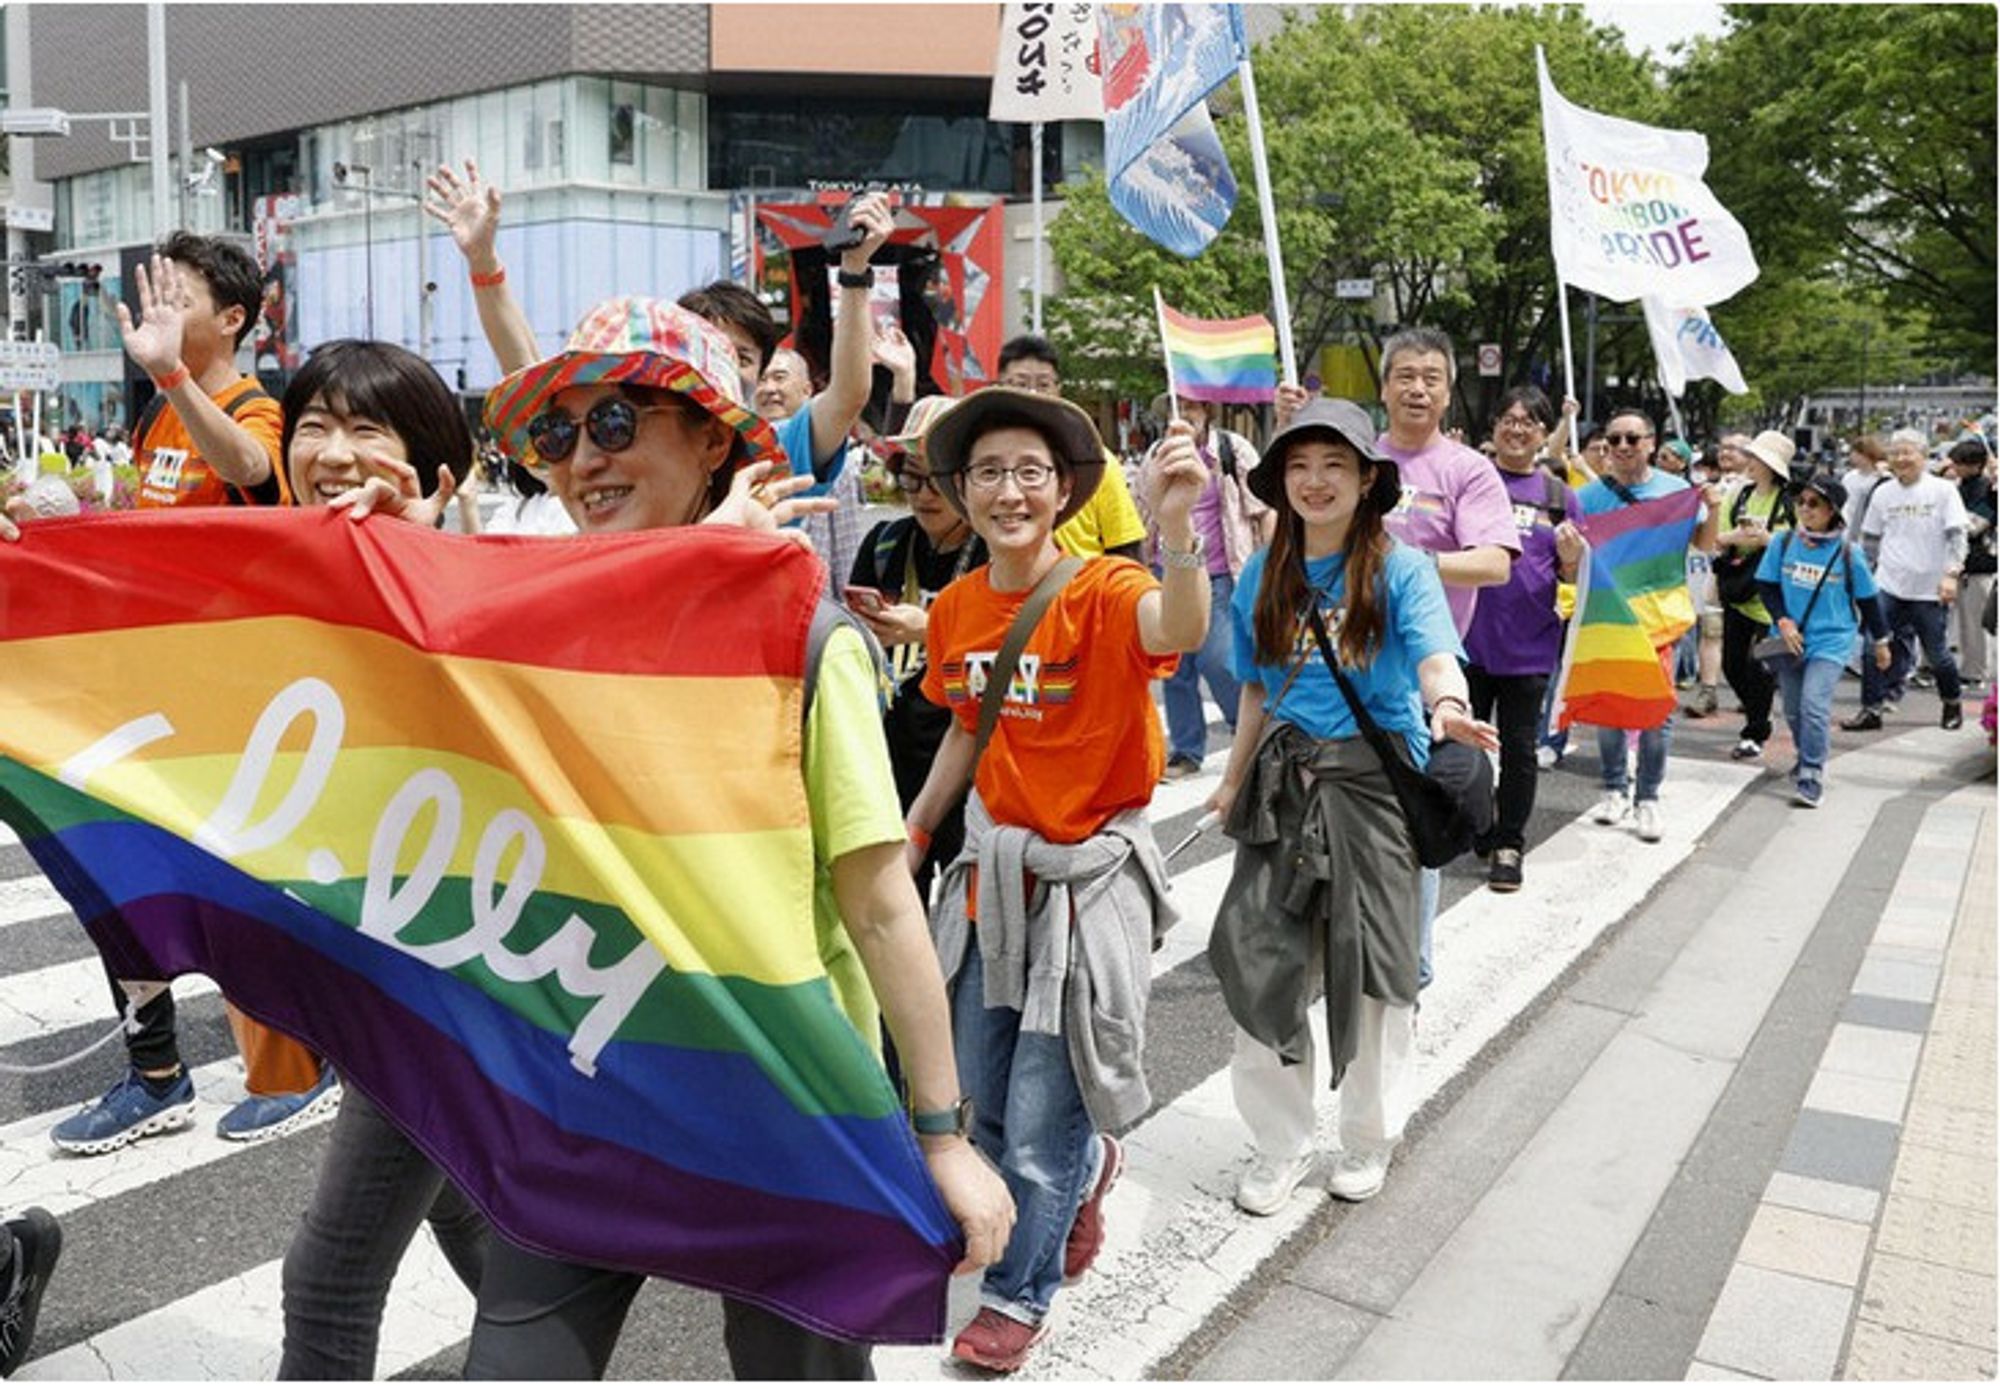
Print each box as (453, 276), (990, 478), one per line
(1187, 725), (1993, 1381)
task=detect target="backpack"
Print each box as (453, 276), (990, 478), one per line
(132, 379), (279, 506)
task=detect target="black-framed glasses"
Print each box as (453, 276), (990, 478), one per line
(895, 470), (942, 496)
(526, 397), (677, 466)
(1606, 431), (1654, 447)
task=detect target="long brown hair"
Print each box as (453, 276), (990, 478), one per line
(1252, 454), (1392, 670)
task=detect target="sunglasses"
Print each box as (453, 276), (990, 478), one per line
(526, 397), (680, 467)
(1606, 431), (1654, 447)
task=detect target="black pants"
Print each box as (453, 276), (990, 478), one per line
(1720, 605), (1776, 743)
(103, 962), (179, 1074)
(1465, 668), (1548, 853)
(461, 1236), (874, 1380)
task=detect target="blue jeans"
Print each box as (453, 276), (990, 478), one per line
(1863, 594), (1962, 707)
(1597, 715), (1673, 803)
(1774, 654), (1843, 783)
(950, 949), (1098, 1326)
(1162, 571), (1240, 763)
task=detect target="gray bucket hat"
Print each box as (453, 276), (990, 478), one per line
(1246, 398), (1399, 513)
(921, 386), (1106, 528)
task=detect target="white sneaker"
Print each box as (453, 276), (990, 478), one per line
(1634, 800), (1662, 843)
(1235, 1151), (1315, 1216)
(1592, 791), (1628, 825)
(1535, 745), (1559, 771)
(1327, 1148), (1390, 1203)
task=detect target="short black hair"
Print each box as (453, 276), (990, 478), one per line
(1494, 385), (1554, 430)
(997, 334), (1058, 375)
(1580, 421), (1606, 447)
(1605, 405), (1657, 437)
(159, 230), (263, 350)
(1381, 326), (1457, 387)
(281, 340), (471, 497)
(676, 281), (782, 372)
(1948, 438), (1991, 468)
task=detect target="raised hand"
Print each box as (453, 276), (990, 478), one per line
(1147, 419), (1208, 533)
(115, 256), (189, 379)
(1273, 381), (1314, 430)
(871, 322), (917, 382)
(424, 160), (502, 271)
(703, 460), (836, 540)
(841, 192), (896, 274)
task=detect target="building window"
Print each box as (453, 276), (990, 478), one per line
(611, 105), (636, 166)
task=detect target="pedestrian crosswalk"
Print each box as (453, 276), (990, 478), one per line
(2, 739), (1764, 1380)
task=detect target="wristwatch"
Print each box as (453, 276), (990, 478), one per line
(911, 1096), (974, 1139)
(836, 266), (873, 289)
(1159, 535), (1207, 570)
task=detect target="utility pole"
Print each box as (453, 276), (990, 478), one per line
(146, 2), (171, 238)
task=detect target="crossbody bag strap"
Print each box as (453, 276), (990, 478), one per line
(1304, 602), (1411, 774)
(971, 554), (1084, 768)
(1788, 533), (1841, 630)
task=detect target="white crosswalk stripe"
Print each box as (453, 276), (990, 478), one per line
(1, 723), (1779, 1381)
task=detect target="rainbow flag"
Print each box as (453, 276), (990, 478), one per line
(0, 509), (958, 1343)
(1159, 301), (1279, 404)
(1551, 486), (1703, 731)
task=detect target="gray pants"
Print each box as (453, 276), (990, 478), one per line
(279, 1088), (491, 1379)
(1958, 573), (1995, 684)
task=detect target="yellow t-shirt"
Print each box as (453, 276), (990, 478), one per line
(1054, 448), (1147, 558)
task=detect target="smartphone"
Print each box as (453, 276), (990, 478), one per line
(822, 204), (867, 255)
(842, 586), (887, 615)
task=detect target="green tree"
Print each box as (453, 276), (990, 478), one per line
(1674, 5), (1997, 369)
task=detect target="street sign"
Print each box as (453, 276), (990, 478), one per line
(1477, 343), (1502, 378)
(0, 341), (61, 393)
(1335, 278), (1375, 301)
(0, 204), (54, 232)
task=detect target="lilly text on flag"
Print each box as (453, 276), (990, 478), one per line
(1538, 47), (1759, 307)
(0, 508), (959, 1344)
(1643, 297), (1750, 398)
(1100, 3), (1246, 257)
(1159, 300), (1278, 403)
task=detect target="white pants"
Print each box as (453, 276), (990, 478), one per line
(1229, 996), (1413, 1159)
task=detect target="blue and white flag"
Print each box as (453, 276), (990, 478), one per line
(1099, 3), (1247, 257)
(1643, 297), (1750, 397)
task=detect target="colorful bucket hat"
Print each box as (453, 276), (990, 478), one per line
(886, 394), (961, 458)
(483, 297), (781, 474)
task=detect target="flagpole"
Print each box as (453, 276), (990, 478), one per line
(1661, 372), (1686, 439)
(1234, 54), (1296, 388)
(1153, 285), (1183, 424)
(1030, 120), (1045, 336)
(1556, 279), (1577, 407)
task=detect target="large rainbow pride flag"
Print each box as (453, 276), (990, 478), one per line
(1551, 486), (1703, 732)
(1158, 300), (1279, 404)
(0, 509), (958, 1342)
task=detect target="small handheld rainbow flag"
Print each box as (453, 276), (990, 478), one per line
(0, 509), (959, 1343)
(1551, 486), (1703, 732)
(1155, 292), (1279, 404)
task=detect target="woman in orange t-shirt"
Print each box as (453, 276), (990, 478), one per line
(905, 388), (1210, 1373)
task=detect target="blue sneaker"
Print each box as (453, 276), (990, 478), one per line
(216, 1065), (340, 1143)
(1793, 779), (1824, 809)
(51, 1068), (197, 1155)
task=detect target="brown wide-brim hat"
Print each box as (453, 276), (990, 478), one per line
(1247, 397), (1399, 513)
(921, 387), (1106, 528)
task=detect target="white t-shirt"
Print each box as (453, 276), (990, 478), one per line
(483, 491), (578, 537)
(1861, 472), (1968, 599)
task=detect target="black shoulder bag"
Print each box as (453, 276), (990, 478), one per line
(1304, 604), (1492, 868)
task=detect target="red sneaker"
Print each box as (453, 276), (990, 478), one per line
(1062, 1132), (1124, 1283)
(950, 1307), (1047, 1374)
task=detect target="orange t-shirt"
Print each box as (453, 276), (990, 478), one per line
(135, 377), (287, 508)
(923, 556), (1178, 844)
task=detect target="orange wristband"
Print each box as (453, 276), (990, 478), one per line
(906, 823), (933, 853)
(469, 266), (506, 289)
(152, 364), (190, 392)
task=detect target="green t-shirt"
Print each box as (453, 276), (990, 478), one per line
(805, 623), (907, 1051)
(1728, 487), (1790, 623)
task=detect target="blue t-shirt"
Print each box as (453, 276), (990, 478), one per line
(1575, 466), (1702, 519)
(1230, 541), (1463, 763)
(1756, 532), (1878, 663)
(774, 405), (846, 495)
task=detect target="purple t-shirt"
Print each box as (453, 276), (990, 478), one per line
(1377, 434), (1521, 636)
(1464, 467), (1578, 676)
